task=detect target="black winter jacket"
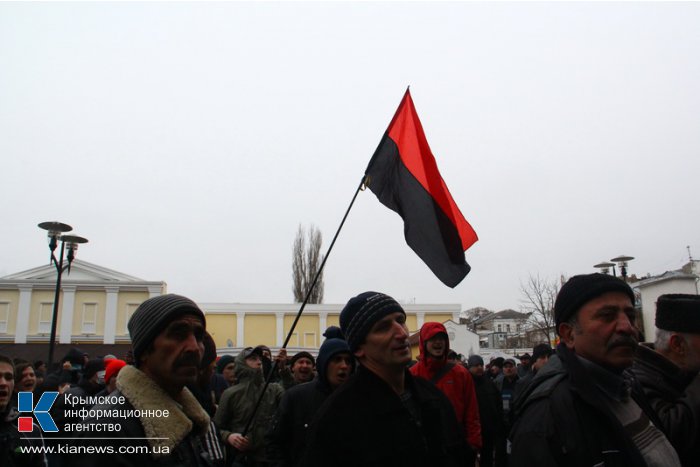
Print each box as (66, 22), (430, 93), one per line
(301, 365), (467, 467)
(510, 344), (667, 467)
(629, 344), (700, 466)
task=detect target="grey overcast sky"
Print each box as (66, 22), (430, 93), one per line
(1, 1), (699, 312)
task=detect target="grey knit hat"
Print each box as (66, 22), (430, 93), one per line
(128, 294), (206, 366)
(340, 291), (405, 352)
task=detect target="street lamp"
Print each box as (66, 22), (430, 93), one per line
(611, 255), (635, 282)
(38, 222), (88, 369)
(594, 262), (616, 275)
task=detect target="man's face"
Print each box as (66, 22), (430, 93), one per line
(489, 365), (501, 376)
(261, 349), (272, 360)
(19, 366), (37, 391)
(140, 315), (205, 394)
(425, 334), (448, 359)
(519, 357), (531, 367)
(326, 352), (353, 388)
(0, 362), (14, 411)
(292, 357), (315, 383)
(682, 333), (700, 373)
(560, 291), (638, 371)
(245, 354), (262, 370)
(469, 364), (484, 377)
(355, 312), (411, 370)
(222, 362), (236, 384)
(503, 362), (517, 377)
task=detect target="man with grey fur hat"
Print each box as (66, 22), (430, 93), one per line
(510, 273), (679, 467)
(302, 291), (468, 467)
(73, 294), (212, 467)
(629, 294), (700, 466)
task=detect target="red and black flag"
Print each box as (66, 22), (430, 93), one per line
(364, 89), (478, 288)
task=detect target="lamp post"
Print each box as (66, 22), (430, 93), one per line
(611, 255), (635, 282)
(38, 222), (88, 369)
(594, 262), (616, 275)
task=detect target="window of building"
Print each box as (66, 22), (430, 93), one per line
(289, 332), (299, 347)
(506, 324), (511, 332)
(38, 303), (53, 334)
(0, 302), (9, 333)
(303, 332), (316, 348)
(82, 303), (97, 334)
(497, 324), (502, 332)
(125, 303), (139, 334)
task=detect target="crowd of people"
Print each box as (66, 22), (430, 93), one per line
(1, 273), (699, 466)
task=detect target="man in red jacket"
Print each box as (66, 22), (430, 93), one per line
(410, 322), (482, 463)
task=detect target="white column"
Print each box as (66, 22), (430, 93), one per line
(319, 313), (327, 336)
(59, 286), (77, 344)
(236, 313), (245, 348)
(276, 313), (285, 347)
(14, 285), (32, 344)
(103, 287), (119, 344)
(416, 312), (426, 330)
(147, 286), (162, 298)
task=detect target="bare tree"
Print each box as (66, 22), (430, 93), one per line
(520, 274), (563, 344)
(292, 224), (324, 303)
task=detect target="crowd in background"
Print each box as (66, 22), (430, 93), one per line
(1, 277), (699, 467)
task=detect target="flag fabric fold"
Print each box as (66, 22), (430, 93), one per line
(365, 89), (478, 288)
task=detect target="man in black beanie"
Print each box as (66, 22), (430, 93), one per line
(510, 273), (680, 467)
(630, 294), (700, 466)
(302, 291), (468, 467)
(72, 294), (212, 467)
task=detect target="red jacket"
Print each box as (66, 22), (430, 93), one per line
(410, 322), (482, 450)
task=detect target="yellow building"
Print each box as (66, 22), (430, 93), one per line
(0, 260), (166, 362)
(1, 260), (461, 362)
(202, 302), (460, 358)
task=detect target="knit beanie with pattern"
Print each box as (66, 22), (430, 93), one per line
(340, 292), (405, 352)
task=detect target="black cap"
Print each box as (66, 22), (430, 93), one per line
(656, 294), (700, 333)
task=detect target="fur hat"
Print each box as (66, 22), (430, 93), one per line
(128, 294), (205, 366)
(340, 292), (405, 352)
(656, 294), (700, 333)
(554, 273), (634, 332)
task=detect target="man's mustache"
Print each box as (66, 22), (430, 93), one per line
(607, 335), (638, 351)
(174, 354), (201, 369)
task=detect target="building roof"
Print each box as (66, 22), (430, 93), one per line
(631, 270), (698, 289)
(473, 309), (530, 324)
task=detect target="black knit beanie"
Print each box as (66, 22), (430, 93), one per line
(216, 354), (236, 374)
(290, 351), (315, 368)
(554, 273), (634, 333)
(128, 294), (206, 366)
(656, 294), (700, 332)
(340, 291), (405, 352)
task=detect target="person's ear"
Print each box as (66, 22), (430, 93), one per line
(558, 323), (575, 349)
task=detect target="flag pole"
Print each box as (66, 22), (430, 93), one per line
(236, 174), (368, 443)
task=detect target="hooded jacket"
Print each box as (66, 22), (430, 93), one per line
(213, 351), (284, 463)
(267, 337), (354, 467)
(410, 322), (482, 450)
